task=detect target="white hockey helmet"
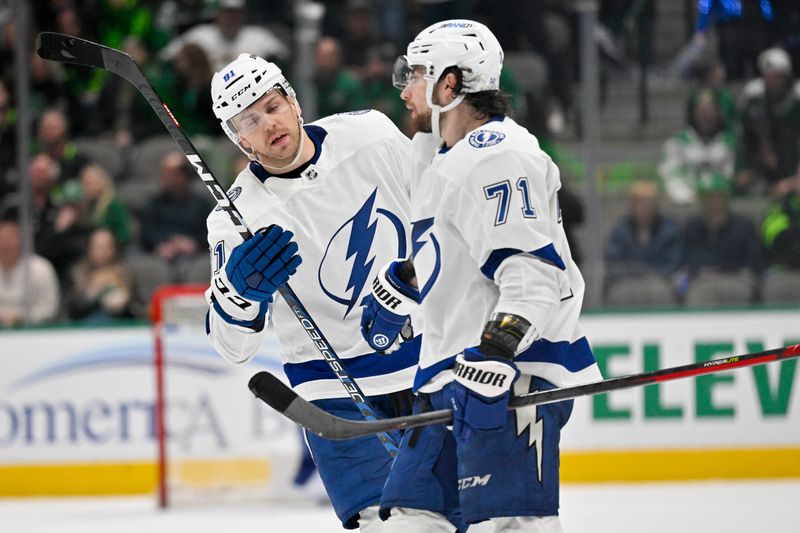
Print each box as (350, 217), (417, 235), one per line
(211, 53), (297, 152)
(395, 19), (503, 93)
(393, 20), (503, 137)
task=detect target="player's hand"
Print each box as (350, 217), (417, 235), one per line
(226, 225), (302, 302)
(447, 347), (520, 442)
(360, 261), (419, 353)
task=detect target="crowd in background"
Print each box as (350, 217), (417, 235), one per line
(0, 0), (799, 327)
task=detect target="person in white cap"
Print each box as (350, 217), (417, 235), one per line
(737, 47), (800, 196)
(204, 53), (435, 531)
(360, 20), (602, 532)
(160, 0), (289, 71)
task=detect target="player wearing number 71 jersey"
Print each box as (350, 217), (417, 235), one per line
(359, 20), (604, 532)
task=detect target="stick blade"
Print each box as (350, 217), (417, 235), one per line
(248, 371), (297, 414)
(36, 32), (105, 68)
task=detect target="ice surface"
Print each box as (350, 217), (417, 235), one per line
(2, 480), (798, 533)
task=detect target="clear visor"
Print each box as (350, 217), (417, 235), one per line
(392, 56), (425, 90)
(226, 85), (286, 136)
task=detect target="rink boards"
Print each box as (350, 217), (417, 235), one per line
(0, 308), (798, 496)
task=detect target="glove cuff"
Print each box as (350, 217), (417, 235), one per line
(371, 261), (420, 316)
(210, 268), (261, 323)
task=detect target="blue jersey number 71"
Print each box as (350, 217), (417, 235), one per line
(483, 177), (537, 225)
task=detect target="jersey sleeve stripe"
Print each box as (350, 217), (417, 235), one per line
(479, 243), (567, 280)
(515, 336), (596, 373)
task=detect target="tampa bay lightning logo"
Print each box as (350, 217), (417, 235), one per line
(469, 130), (505, 148)
(214, 186), (242, 211)
(318, 188), (407, 317)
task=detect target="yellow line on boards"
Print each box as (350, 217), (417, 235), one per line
(1, 449), (798, 496)
(0, 462), (158, 496)
(561, 447), (800, 483)
(0, 458), (272, 497)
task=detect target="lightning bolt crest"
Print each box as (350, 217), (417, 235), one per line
(343, 189), (378, 315)
(514, 375), (544, 482)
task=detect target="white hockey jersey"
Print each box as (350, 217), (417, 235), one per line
(410, 115), (603, 393)
(206, 110), (429, 401)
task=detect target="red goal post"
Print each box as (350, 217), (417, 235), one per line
(149, 285), (306, 508)
(151, 284), (209, 508)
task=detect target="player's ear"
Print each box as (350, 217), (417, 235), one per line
(436, 73), (458, 104)
(238, 135), (252, 151)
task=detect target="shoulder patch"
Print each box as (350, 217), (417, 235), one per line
(469, 130), (506, 149)
(214, 186), (242, 211)
(338, 109), (371, 115)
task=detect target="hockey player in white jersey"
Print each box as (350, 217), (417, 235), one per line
(205, 53), (432, 531)
(359, 21), (603, 532)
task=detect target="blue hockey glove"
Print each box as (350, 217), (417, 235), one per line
(226, 225), (302, 302)
(360, 261), (419, 353)
(447, 347), (520, 442)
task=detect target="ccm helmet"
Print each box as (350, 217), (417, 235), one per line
(211, 54), (296, 156)
(393, 20), (503, 137)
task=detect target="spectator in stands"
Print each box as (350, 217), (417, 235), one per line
(6, 154), (60, 238)
(153, 0), (211, 38)
(605, 180), (682, 306)
(4, 154), (92, 291)
(659, 89), (735, 205)
(761, 172), (800, 302)
(693, 0), (775, 80)
(159, 0), (289, 71)
(0, 220), (60, 326)
(36, 108), (91, 187)
(736, 47), (800, 197)
(340, 0), (379, 74)
(79, 163), (131, 247)
(681, 174), (763, 306)
(92, 36), (164, 145)
(155, 43), (217, 137)
(314, 36), (367, 118)
(763, 173), (800, 269)
(687, 55), (737, 132)
(66, 227), (132, 322)
(51, 4), (105, 135)
(138, 152), (212, 277)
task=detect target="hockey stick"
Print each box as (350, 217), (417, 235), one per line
(249, 343), (800, 440)
(35, 32), (400, 456)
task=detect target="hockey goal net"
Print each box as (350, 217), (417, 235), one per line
(151, 284), (305, 507)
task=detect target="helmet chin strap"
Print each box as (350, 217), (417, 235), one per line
(259, 112), (307, 173)
(425, 79), (464, 141)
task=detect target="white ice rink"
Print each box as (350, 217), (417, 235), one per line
(3, 480), (799, 533)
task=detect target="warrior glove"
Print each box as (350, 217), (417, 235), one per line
(360, 260), (419, 353)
